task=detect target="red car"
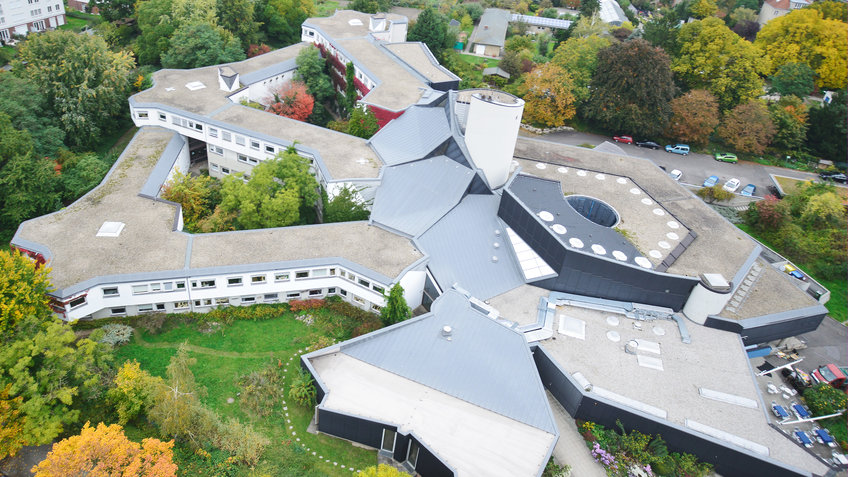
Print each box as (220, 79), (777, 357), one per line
(613, 135), (633, 144)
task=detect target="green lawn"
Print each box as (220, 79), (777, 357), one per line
(315, 0), (340, 17)
(112, 310), (378, 476)
(459, 53), (500, 67)
(736, 224), (846, 322)
(59, 16), (88, 31)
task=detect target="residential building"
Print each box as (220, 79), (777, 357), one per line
(0, 0), (65, 42)
(758, 0), (811, 25)
(468, 8), (510, 57)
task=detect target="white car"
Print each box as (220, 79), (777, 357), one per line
(723, 178), (741, 193)
(669, 169), (682, 181)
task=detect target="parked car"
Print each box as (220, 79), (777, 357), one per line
(740, 184), (756, 197)
(636, 140), (660, 149)
(819, 171), (847, 183)
(665, 144), (690, 155)
(669, 169), (683, 181)
(613, 135), (634, 144)
(723, 178), (741, 193)
(703, 175), (719, 187)
(714, 152), (738, 163)
(784, 264), (807, 281)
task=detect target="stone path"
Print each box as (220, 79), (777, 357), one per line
(546, 392), (608, 477)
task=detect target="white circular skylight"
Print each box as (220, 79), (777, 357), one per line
(577, 170), (587, 176)
(606, 315), (620, 326)
(606, 330), (621, 342)
(552, 224), (567, 235)
(629, 188), (641, 195)
(617, 178), (627, 184)
(635, 257), (652, 269)
(658, 241), (671, 249)
(653, 326), (666, 336)
(666, 232), (679, 240)
(667, 221), (680, 229)
(591, 244), (606, 255)
(535, 163), (547, 169)
(649, 250), (662, 258)
(557, 167), (568, 173)
(538, 211), (554, 222)
(612, 250), (627, 261)
(569, 237), (584, 248)
(595, 173), (605, 180)
(652, 208), (665, 216)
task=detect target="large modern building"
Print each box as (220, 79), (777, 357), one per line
(10, 9), (840, 477)
(0, 0), (65, 43)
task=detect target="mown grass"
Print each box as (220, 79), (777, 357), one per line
(112, 311), (378, 475)
(315, 0), (340, 17)
(459, 53), (500, 67)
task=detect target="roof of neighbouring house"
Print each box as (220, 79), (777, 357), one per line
(469, 8), (511, 47)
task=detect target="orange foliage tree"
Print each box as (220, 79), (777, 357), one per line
(665, 89), (720, 147)
(265, 81), (314, 122)
(32, 422), (178, 477)
(0, 384), (26, 460)
(519, 63), (577, 128)
(716, 100), (776, 155)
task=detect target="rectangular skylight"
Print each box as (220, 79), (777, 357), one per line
(185, 81), (206, 91)
(506, 228), (556, 280)
(97, 221), (125, 237)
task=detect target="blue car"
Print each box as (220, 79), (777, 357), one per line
(665, 144), (690, 155)
(703, 175), (719, 187)
(740, 184), (756, 197)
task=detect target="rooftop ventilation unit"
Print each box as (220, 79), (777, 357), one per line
(441, 325), (453, 340)
(185, 81), (206, 91)
(97, 221), (125, 238)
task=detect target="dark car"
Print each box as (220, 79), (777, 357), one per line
(820, 171), (847, 183)
(636, 140), (660, 149)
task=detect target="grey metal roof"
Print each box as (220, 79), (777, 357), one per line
(416, 194), (525, 300)
(340, 289), (558, 434)
(369, 105), (452, 166)
(599, 0), (628, 25)
(483, 66), (511, 78)
(370, 157), (474, 237)
(470, 9), (511, 47)
(510, 14), (573, 30)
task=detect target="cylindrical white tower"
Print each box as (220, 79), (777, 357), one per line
(463, 90), (524, 189)
(682, 273), (734, 324)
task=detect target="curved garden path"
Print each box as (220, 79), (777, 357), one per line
(131, 332), (278, 359)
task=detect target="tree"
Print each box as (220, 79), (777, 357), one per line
(107, 360), (162, 426)
(16, 30), (134, 149)
(800, 192), (845, 228)
(769, 62), (816, 98)
(348, 105), (380, 139)
(768, 96), (808, 151)
(585, 39), (676, 137)
(171, 0), (218, 25)
(696, 185), (734, 203)
(579, 0), (600, 17)
(745, 194), (788, 230)
(690, 0), (717, 18)
(135, 0), (178, 66)
(32, 422), (177, 477)
(0, 250), (53, 337)
(807, 0), (847, 22)
(0, 75), (65, 158)
(665, 90), (720, 146)
(520, 63), (577, 127)
(380, 283), (411, 326)
(505, 34), (534, 53)
(673, 17), (768, 111)
(805, 89), (847, 162)
(349, 0), (391, 13)
(0, 384), (25, 460)
(265, 81), (315, 121)
(359, 465), (412, 477)
(803, 383), (848, 416)
(551, 35), (611, 103)
(295, 46), (334, 105)
(731, 20), (759, 42)
(91, 0), (135, 21)
(258, 0), (315, 46)
(217, 0), (261, 47)
(344, 62), (358, 116)
(715, 100), (775, 154)
(642, 11), (680, 55)
(218, 152), (321, 229)
(325, 185), (371, 222)
(59, 152), (110, 203)
(161, 22), (246, 69)
(755, 9), (847, 90)
(408, 8), (452, 58)
(149, 345), (201, 441)
(729, 6), (757, 25)
(160, 170), (220, 232)
(570, 13), (610, 38)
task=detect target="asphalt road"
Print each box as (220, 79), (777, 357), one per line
(531, 130), (825, 197)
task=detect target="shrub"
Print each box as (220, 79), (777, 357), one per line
(289, 299), (325, 313)
(288, 368), (316, 407)
(238, 364), (284, 419)
(137, 313), (167, 335)
(804, 383), (848, 416)
(216, 417), (270, 466)
(98, 323), (134, 346)
(320, 300), (382, 340)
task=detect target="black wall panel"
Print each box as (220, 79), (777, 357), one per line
(414, 443), (454, 477)
(317, 409), (387, 449)
(705, 311), (826, 346)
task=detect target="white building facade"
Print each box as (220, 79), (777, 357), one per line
(0, 0), (65, 42)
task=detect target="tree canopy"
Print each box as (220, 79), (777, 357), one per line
(0, 75), (65, 158)
(265, 81), (315, 121)
(585, 39), (676, 137)
(381, 283), (411, 326)
(768, 96), (808, 151)
(0, 250), (53, 337)
(217, 0), (260, 47)
(715, 100), (775, 154)
(551, 35), (611, 103)
(161, 22), (246, 69)
(520, 63), (577, 127)
(408, 8), (453, 59)
(769, 62), (816, 98)
(665, 89), (720, 146)
(805, 89), (847, 161)
(257, 0), (315, 46)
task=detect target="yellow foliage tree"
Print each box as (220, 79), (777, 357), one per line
(690, 0), (718, 18)
(32, 422), (178, 477)
(0, 384), (26, 460)
(358, 464), (412, 477)
(0, 249), (53, 336)
(107, 360), (163, 425)
(519, 63), (577, 128)
(755, 8), (847, 89)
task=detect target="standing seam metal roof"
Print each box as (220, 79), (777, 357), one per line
(369, 105), (452, 165)
(469, 9), (511, 47)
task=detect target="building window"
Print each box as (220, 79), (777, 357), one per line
(156, 303), (166, 311)
(227, 277), (243, 286)
(358, 278), (370, 288)
(339, 289), (348, 296)
(194, 123), (203, 131)
(210, 163), (219, 171)
(176, 281), (186, 289)
(328, 287), (336, 294)
(137, 111), (148, 119)
(352, 295), (365, 304)
(102, 287), (119, 297)
(371, 304), (381, 312)
(263, 293), (278, 302)
(329, 268), (336, 276)
(251, 275), (266, 284)
(132, 285), (148, 295)
(150, 283), (161, 292)
(237, 154), (258, 165)
(235, 135), (245, 146)
(287, 292), (301, 300)
(175, 301), (189, 309)
(250, 140), (260, 150)
(139, 304), (154, 313)
(215, 298), (230, 305)
(265, 145), (275, 154)
(309, 289), (322, 296)
(222, 131), (232, 142)
(70, 296), (87, 309)
(209, 145), (224, 155)
(312, 268), (328, 278)
(242, 296), (256, 304)
(192, 279), (215, 289)
(275, 273), (289, 282)
(373, 285), (385, 294)
(295, 271), (309, 279)
(221, 167), (230, 175)
(158, 112), (166, 121)
(209, 127), (218, 138)
(111, 307), (127, 316)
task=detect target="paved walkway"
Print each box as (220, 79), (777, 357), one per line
(546, 392), (608, 477)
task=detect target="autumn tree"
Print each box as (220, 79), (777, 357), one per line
(673, 17), (768, 111)
(381, 283), (411, 326)
(769, 62), (816, 98)
(32, 422), (177, 477)
(551, 35), (611, 104)
(160, 170), (221, 232)
(715, 100), (775, 154)
(0, 384), (25, 460)
(585, 39), (676, 137)
(665, 90), (720, 146)
(755, 8), (847, 89)
(265, 81), (315, 122)
(15, 30), (134, 149)
(107, 360), (163, 426)
(690, 0), (718, 18)
(149, 345), (202, 441)
(295, 46), (335, 124)
(800, 192), (845, 228)
(806, 0), (847, 22)
(745, 194), (788, 230)
(161, 22), (246, 69)
(696, 185), (734, 204)
(768, 96), (808, 151)
(0, 249), (53, 336)
(520, 63), (577, 127)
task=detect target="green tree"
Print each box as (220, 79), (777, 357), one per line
(696, 185), (734, 203)
(295, 46), (334, 104)
(551, 34), (611, 103)
(665, 89), (720, 146)
(380, 283), (411, 326)
(217, 0), (261, 47)
(716, 100), (775, 154)
(160, 170), (221, 232)
(345, 62), (358, 116)
(805, 89), (847, 162)
(800, 192), (845, 228)
(768, 96), (808, 151)
(0, 75), (65, 158)
(325, 185), (371, 222)
(519, 63), (577, 127)
(16, 31), (135, 149)
(755, 9), (847, 90)
(769, 62), (816, 98)
(349, 0), (391, 13)
(161, 22), (246, 69)
(91, 0), (135, 21)
(729, 6), (757, 25)
(408, 8), (452, 59)
(348, 105), (379, 139)
(570, 13), (610, 38)
(505, 34), (534, 53)
(106, 360), (163, 426)
(579, 0), (600, 17)
(257, 0), (315, 46)
(804, 383), (848, 416)
(59, 152), (110, 203)
(149, 345), (202, 441)
(135, 0), (178, 66)
(673, 17), (768, 111)
(642, 10), (680, 55)
(807, 0), (847, 22)
(585, 39), (676, 137)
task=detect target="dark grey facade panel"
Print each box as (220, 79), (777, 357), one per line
(414, 443), (455, 477)
(704, 310), (826, 346)
(316, 408), (388, 449)
(431, 79), (460, 92)
(531, 345), (583, 416)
